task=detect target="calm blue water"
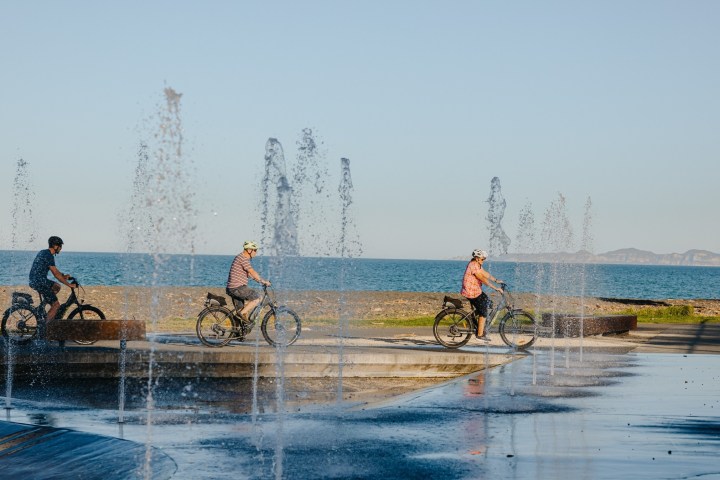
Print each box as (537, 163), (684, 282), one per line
(1, 250), (718, 299)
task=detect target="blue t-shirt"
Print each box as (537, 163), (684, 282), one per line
(29, 249), (56, 287)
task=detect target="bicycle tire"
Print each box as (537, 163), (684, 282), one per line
(196, 306), (235, 347)
(499, 309), (537, 350)
(66, 305), (106, 345)
(261, 307), (301, 347)
(2, 304), (39, 345)
(433, 308), (472, 348)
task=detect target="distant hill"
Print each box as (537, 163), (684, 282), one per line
(495, 248), (720, 267)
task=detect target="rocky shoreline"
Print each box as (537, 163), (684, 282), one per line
(2, 285), (719, 323)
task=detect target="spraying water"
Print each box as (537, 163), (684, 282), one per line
(121, 86), (197, 478)
(486, 177), (511, 256)
(578, 197), (594, 362)
(291, 128), (333, 256)
(514, 200), (544, 385)
(515, 200), (536, 256)
(336, 158), (362, 406)
(6, 158), (37, 411)
(10, 159), (37, 251)
(540, 192), (574, 376)
(262, 139), (299, 257)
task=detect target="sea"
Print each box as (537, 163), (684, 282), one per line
(1, 250), (718, 300)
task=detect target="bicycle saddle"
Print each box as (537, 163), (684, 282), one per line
(443, 296), (463, 309)
(12, 292), (34, 305)
(206, 292), (227, 306)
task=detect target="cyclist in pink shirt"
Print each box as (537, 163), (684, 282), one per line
(461, 249), (503, 339)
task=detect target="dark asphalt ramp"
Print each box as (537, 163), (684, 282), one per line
(0, 421), (176, 479)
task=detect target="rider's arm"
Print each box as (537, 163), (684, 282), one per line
(247, 267), (270, 286)
(476, 269), (502, 292)
(488, 274), (504, 287)
(49, 265), (75, 288)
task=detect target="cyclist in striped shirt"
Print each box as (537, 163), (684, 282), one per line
(461, 249), (503, 339)
(226, 241), (271, 321)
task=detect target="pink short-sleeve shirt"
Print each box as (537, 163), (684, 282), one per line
(461, 260), (483, 299)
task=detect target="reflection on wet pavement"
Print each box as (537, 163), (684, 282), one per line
(3, 349), (720, 479)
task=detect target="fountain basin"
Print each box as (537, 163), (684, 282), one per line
(1, 342), (515, 379)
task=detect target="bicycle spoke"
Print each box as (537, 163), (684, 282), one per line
(499, 310), (537, 350)
(196, 308), (235, 347)
(261, 308), (301, 347)
(433, 310), (472, 348)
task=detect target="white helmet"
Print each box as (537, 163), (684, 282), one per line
(472, 249), (488, 259)
(243, 241), (259, 250)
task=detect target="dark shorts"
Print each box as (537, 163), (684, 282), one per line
(226, 286), (260, 310)
(30, 279), (58, 304)
(466, 292), (489, 317)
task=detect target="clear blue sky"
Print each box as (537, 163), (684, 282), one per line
(1, 1), (718, 259)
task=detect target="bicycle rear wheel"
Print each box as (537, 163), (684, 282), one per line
(261, 307), (301, 347)
(433, 309), (472, 348)
(499, 310), (537, 350)
(67, 305), (106, 345)
(196, 307), (235, 347)
(2, 305), (39, 345)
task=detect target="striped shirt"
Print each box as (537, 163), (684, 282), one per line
(460, 260), (483, 299)
(227, 254), (251, 289)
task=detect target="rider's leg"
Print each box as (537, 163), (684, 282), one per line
(471, 293), (489, 337)
(476, 316), (486, 337)
(227, 286), (259, 321)
(47, 300), (61, 321)
(240, 298), (260, 320)
(47, 283), (61, 320)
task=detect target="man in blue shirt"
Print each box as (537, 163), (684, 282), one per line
(29, 236), (76, 321)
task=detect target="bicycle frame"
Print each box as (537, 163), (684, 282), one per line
(33, 280), (84, 322)
(481, 290), (511, 333)
(461, 289), (509, 334)
(247, 286), (276, 322)
(197, 284), (302, 347)
(434, 283), (537, 350)
(220, 285), (276, 334)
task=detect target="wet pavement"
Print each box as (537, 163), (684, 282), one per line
(2, 323), (720, 479)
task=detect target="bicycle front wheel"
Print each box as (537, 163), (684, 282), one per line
(261, 307), (301, 347)
(499, 310), (537, 350)
(67, 305), (106, 345)
(2, 305), (39, 345)
(196, 307), (235, 347)
(433, 309), (472, 348)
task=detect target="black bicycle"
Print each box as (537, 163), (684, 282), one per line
(2, 277), (106, 346)
(433, 283), (537, 350)
(196, 284), (301, 348)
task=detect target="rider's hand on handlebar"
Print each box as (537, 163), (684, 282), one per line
(262, 279), (271, 287)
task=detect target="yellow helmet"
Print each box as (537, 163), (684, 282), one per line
(243, 241), (259, 250)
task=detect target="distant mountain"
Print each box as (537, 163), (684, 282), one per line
(495, 248), (720, 267)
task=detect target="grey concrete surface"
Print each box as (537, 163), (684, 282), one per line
(1, 322), (719, 479)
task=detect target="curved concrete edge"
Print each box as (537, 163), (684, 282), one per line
(0, 420), (176, 480)
(1, 346), (517, 378)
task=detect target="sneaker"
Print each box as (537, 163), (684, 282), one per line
(475, 333), (490, 342)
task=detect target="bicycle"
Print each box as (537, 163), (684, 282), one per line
(196, 284), (301, 348)
(433, 283), (537, 350)
(1, 277), (106, 346)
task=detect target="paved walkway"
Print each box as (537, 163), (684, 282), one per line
(2, 322), (720, 479)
